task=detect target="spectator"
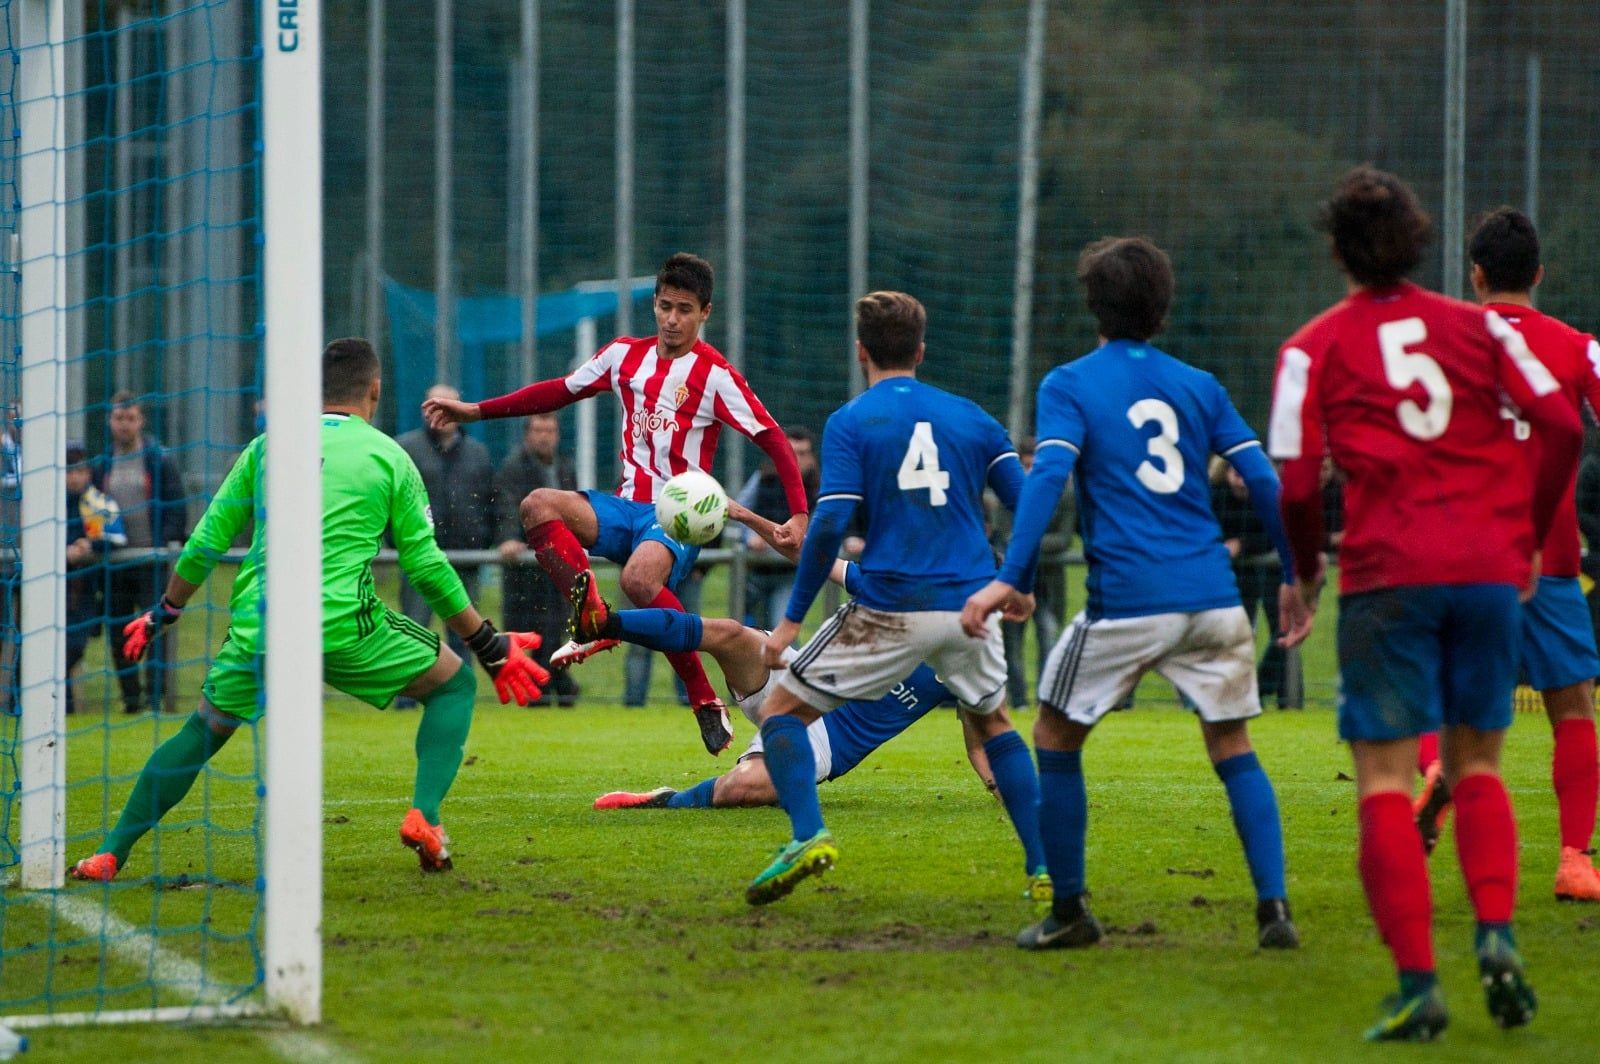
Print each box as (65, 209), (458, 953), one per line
(494, 414), (581, 706)
(65, 442), (126, 715)
(91, 392), (186, 714)
(395, 384), (496, 694)
(1208, 456), (1288, 707)
(987, 437), (1073, 710)
(735, 426), (820, 628)
(1321, 455), (1345, 553)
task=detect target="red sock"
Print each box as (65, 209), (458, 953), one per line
(1358, 791), (1435, 973)
(1416, 732), (1440, 776)
(527, 520), (590, 601)
(1552, 718), (1598, 852)
(643, 586), (718, 707)
(1452, 772), (1517, 924)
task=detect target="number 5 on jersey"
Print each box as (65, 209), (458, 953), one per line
(898, 421), (950, 506)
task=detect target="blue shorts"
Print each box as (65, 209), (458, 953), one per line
(1336, 584), (1520, 742)
(583, 490), (700, 592)
(1520, 576), (1600, 691)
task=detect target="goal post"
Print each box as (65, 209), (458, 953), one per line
(262, 0), (325, 1025)
(1, 0), (325, 1031)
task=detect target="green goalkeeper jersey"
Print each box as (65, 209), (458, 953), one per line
(174, 413), (471, 653)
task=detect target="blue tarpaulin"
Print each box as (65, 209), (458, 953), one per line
(383, 276), (654, 440)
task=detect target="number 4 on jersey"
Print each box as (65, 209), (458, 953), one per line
(897, 421), (950, 506)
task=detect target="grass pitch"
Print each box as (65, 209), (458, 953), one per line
(17, 696), (1598, 1062)
(9, 570), (1594, 1060)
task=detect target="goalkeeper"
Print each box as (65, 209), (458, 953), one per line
(71, 338), (549, 882)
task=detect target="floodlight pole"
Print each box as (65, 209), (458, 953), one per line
(1523, 52), (1540, 228)
(518, 0), (540, 383)
(434, 0), (454, 383)
(1008, 0), (1046, 443)
(364, 0), (385, 351)
(615, 0), (634, 339)
(847, 0), (868, 397)
(262, 0), (324, 1025)
(1441, 0), (1465, 298)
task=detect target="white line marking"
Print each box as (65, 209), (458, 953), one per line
(31, 894), (358, 1063)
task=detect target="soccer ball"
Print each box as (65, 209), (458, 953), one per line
(656, 471), (728, 546)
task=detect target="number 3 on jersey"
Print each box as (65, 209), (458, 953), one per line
(1127, 399), (1184, 494)
(897, 421), (950, 506)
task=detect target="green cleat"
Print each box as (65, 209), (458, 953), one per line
(1024, 868), (1054, 914)
(1478, 928), (1537, 1029)
(1363, 984), (1449, 1042)
(745, 831), (839, 906)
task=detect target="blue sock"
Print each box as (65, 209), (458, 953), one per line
(1036, 748), (1087, 897)
(666, 777), (718, 809)
(983, 731), (1046, 874)
(614, 608), (702, 653)
(760, 715), (824, 840)
(1214, 751), (1287, 901)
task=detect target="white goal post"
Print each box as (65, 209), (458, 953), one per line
(5, 0), (325, 1030)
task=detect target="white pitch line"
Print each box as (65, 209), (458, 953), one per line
(33, 893), (359, 1064)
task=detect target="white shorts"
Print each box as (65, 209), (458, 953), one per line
(1038, 606), (1261, 727)
(730, 647), (797, 727)
(739, 717), (833, 782)
(776, 602), (1006, 714)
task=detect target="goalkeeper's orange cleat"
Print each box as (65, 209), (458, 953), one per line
(550, 637), (622, 670)
(69, 852), (119, 883)
(567, 570), (612, 643)
(399, 808), (453, 872)
(1413, 760), (1451, 856)
(1555, 846), (1600, 902)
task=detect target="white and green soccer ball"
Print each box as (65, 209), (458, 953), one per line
(655, 470), (729, 546)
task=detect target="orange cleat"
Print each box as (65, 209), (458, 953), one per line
(550, 637), (622, 671)
(69, 853), (119, 882)
(1554, 846), (1600, 902)
(1412, 760), (1451, 856)
(567, 570), (612, 643)
(399, 807), (453, 872)
(593, 787), (676, 810)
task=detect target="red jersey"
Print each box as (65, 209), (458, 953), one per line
(479, 337), (796, 506)
(1485, 302), (1600, 578)
(1267, 282), (1580, 596)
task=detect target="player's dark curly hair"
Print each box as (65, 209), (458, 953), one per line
(656, 252), (714, 308)
(1076, 236), (1173, 342)
(1468, 206), (1541, 293)
(323, 337), (380, 404)
(856, 291), (926, 370)
(1319, 166), (1433, 288)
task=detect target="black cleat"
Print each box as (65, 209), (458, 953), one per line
(693, 698), (734, 756)
(1478, 928), (1537, 1029)
(1415, 771), (1452, 857)
(1017, 893), (1104, 950)
(1256, 898), (1300, 949)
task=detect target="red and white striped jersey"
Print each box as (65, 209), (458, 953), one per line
(564, 337), (783, 502)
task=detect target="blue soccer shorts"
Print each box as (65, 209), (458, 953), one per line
(1336, 583), (1520, 743)
(1520, 575), (1600, 692)
(583, 490), (700, 592)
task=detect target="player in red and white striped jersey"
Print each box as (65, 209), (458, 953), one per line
(423, 253), (810, 756)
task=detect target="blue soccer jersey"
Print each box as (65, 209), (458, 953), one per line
(823, 663), (953, 779)
(786, 377), (1025, 619)
(999, 340), (1275, 619)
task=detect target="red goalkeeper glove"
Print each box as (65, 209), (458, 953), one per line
(465, 621), (550, 705)
(122, 597), (183, 662)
